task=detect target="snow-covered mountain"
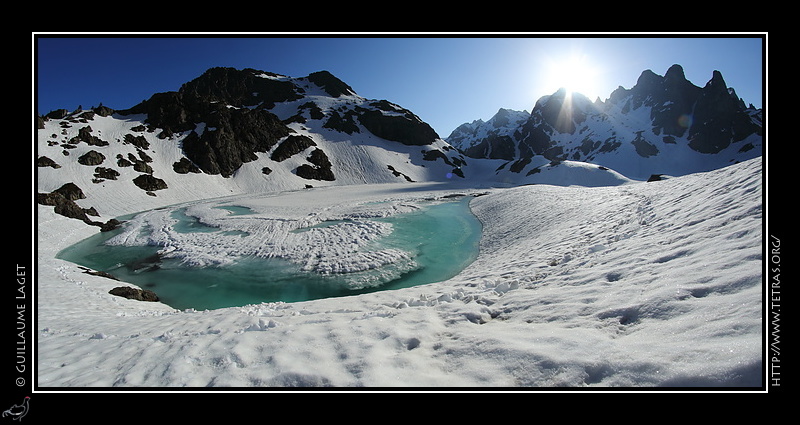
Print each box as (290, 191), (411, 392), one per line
(447, 64), (763, 181)
(446, 107), (531, 160)
(37, 67), (469, 228)
(40, 65), (762, 229)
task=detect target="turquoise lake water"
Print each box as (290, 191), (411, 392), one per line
(57, 196), (482, 310)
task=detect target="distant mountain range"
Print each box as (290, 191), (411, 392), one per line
(36, 64), (762, 229)
(446, 64), (762, 180)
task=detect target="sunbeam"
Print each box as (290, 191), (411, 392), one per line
(542, 52), (602, 99)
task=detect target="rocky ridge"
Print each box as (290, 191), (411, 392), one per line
(37, 67), (467, 228)
(446, 64), (763, 180)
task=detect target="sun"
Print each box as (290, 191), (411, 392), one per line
(542, 53), (601, 99)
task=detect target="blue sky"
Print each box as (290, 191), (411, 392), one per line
(35, 34), (765, 137)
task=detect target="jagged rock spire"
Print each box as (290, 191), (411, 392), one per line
(446, 64), (763, 177)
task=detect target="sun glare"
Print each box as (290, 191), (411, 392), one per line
(543, 54), (601, 99)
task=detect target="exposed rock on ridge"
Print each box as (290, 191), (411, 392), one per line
(447, 64), (763, 179)
(37, 67), (466, 229)
(36, 182), (121, 231)
(111, 67), (450, 177)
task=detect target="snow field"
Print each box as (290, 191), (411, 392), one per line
(36, 157), (763, 388)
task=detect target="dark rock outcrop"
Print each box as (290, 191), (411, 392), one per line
(108, 286), (160, 302)
(70, 126), (109, 147)
(387, 165), (414, 182)
(37, 156), (61, 168)
(52, 182), (85, 200)
(295, 148), (335, 181)
(172, 157), (202, 174)
(178, 67), (302, 109)
(462, 134), (516, 161)
(180, 106), (290, 177)
(649, 64), (702, 137)
(323, 110), (361, 134)
(121, 67), (300, 135)
(271, 135), (317, 162)
(123, 133), (150, 150)
(357, 100), (440, 146)
(687, 70), (760, 154)
(45, 109), (70, 120)
(77, 150), (105, 166)
(93, 167), (120, 181)
(422, 149), (453, 165)
(78, 266), (118, 280)
(119, 68), (297, 177)
(37, 191), (86, 219)
(37, 183), (121, 231)
(132, 174), (168, 192)
(306, 70), (356, 98)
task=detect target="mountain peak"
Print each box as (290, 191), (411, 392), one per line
(446, 64), (763, 179)
(178, 66), (301, 108)
(635, 69), (663, 87)
(38, 66), (468, 212)
(490, 108), (529, 128)
(664, 64), (687, 82)
(306, 70), (357, 97)
(707, 70), (727, 88)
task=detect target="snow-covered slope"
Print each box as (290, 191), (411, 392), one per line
(36, 157), (762, 387)
(37, 68), (472, 224)
(446, 108), (530, 159)
(37, 110), (460, 221)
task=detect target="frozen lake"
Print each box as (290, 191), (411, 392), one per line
(57, 195), (482, 310)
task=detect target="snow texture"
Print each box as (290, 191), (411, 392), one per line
(36, 156), (763, 388)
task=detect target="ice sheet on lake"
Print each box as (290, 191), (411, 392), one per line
(104, 197), (423, 277)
